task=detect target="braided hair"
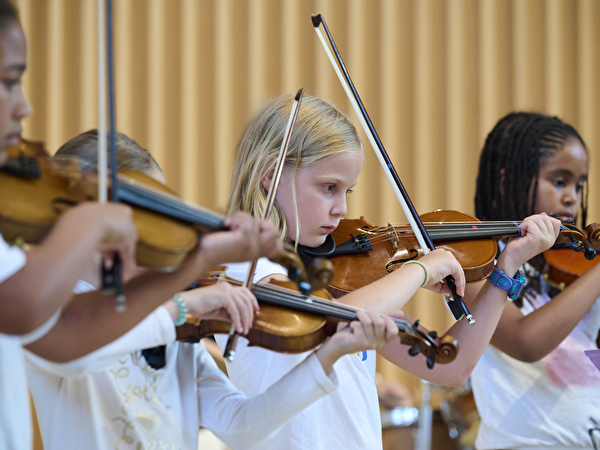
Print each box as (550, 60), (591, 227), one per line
(475, 112), (589, 302)
(0, 0), (18, 30)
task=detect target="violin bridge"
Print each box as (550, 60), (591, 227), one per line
(388, 222), (399, 253)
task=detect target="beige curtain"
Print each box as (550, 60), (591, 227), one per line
(15, 0), (600, 398)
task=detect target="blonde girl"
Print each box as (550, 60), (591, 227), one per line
(216, 94), (560, 450)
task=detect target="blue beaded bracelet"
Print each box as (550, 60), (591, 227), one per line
(172, 294), (188, 327)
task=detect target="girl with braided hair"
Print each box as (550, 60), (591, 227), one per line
(470, 112), (600, 450)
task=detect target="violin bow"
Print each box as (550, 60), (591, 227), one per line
(97, 0), (126, 312)
(223, 88), (306, 361)
(311, 14), (474, 325)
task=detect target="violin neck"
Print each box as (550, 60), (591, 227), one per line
(251, 284), (414, 334)
(116, 174), (226, 230)
(424, 221), (521, 242)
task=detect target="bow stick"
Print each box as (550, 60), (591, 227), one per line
(98, 0), (126, 312)
(223, 88), (306, 361)
(311, 14), (474, 325)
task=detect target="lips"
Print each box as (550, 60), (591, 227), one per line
(321, 225), (336, 233)
(5, 132), (21, 146)
(557, 214), (574, 223)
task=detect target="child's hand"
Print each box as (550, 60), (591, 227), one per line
(175, 283), (258, 334)
(498, 213), (560, 275)
(418, 249), (466, 296)
(316, 311), (398, 375)
(64, 202), (138, 280)
(198, 211), (283, 267)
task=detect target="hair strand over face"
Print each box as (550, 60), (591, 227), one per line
(227, 94), (363, 242)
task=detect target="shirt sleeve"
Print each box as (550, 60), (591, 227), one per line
(195, 343), (338, 449)
(0, 234), (26, 283)
(23, 306), (176, 377)
(19, 310), (61, 346)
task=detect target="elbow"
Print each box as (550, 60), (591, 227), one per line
(426, 365), (474, 388)
(446, 368), (474, 388)
(2, 315), (43, 335)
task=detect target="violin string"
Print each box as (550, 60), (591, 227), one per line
(48, 156), (226, 227)
(196, 275), (420, 337)
(195, 275), (435, 351)
(352, 222), (522, 247)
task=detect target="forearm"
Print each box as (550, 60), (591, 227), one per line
(495, 264), (600, 361)
(202, 352), (337, 449)
(339, 263), (424, 312)
(380, 278), (509, 387)
(0, 214), (108, 334)
(25, 252), (209, 362)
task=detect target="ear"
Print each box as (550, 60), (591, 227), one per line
(260, 156), (278, 192)
(499, 168), (505, 197)
(261, 169), (274, 192)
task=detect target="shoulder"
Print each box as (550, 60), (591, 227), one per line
(0, 234), (26, 283)
(226, 258), (287, 283)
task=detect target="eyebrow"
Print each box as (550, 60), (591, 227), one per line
(548, 168), (588, 180)
(316, 176), (357, 187)
(4, 63), (26, 72)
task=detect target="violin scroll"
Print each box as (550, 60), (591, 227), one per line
(399, 319), (458, 369)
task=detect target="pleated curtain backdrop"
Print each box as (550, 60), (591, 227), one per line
(15, 0), (600, 396)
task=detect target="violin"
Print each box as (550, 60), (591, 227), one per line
(176, 269), (459, 369)
(0, 139), (316, 284)
(543, 226), (600, 291)
(326, 211), (597, 296)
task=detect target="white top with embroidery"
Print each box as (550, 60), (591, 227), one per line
(25, 280), (339, 450)
(471, 277), (600, 450)
(215, 258), (383, 450)
(0, 234), (29, 450)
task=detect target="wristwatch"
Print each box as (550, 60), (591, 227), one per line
(488, 267), (526, 300)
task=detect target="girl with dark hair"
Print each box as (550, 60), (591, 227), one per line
(471, 112), (600, 450)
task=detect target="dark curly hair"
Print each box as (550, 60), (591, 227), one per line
(475, 112), (588, 303)
(0, 0), (18, 31)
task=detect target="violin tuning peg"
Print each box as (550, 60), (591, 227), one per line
(428, 331), (438, 339)
(571, 240), (585, 253)
(298, 281), (312, 296)
(412, 319), (420, 329)
(548, 212), (561, 220)
(584, 246), (597, 261)
(408, 343), (421, 357)
(426, 355), (435, 370)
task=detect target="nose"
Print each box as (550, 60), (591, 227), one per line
(331, 193), (348, 218)
(562, 184), (578, 207)
(14, 86), (32, 121)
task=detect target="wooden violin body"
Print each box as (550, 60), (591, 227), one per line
(180, 289), (335, 354)
(176, 271), (459, 368)
(543, 245), (600, 291)
(328, 211), (597, 296)
(329, 211), (499, 296)
(0, 140), (200, 270)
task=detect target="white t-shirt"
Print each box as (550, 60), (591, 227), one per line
(216, 259), (383, 450)
(471, 279), (600, 450)
(25, 284), (339, 450)
(0, 235), (29, 450)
